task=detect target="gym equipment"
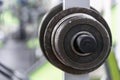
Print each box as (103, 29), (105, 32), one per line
(0, 0), (112, 80)
(0, 63), (29, 80)
(39, 0), (112, 76)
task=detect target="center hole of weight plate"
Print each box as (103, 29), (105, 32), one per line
(73, 32), (97, 54)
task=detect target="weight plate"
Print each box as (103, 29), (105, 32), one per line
(39, 3), (112, 74)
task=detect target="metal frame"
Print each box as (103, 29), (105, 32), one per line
(63, 0), (90, 80)
(64, 73), (89, 80)
(63, 0), (90, 10)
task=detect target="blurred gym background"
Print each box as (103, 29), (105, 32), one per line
(0, 0), (120, 80)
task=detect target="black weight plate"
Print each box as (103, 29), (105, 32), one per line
(39, 3), (112, 74)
